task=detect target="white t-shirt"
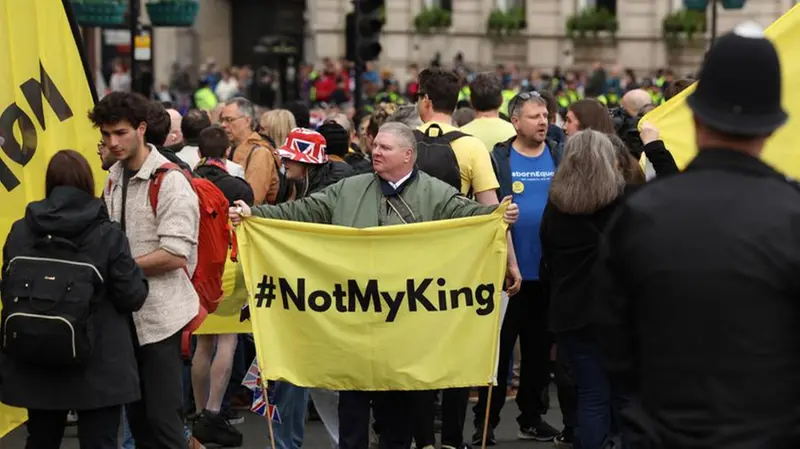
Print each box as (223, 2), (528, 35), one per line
(176, 145), (246, 179)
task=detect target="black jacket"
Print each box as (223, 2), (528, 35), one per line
(298, 161), (356, 199)
(344, 151), (373, 175)
(491, 137), (564, 200)
(540, 197), (620, 334)
(0, 187), (148, 410)
(595, 149), (800, 448)
(157, 145), (193, 173)
(195, 159), (255, 206)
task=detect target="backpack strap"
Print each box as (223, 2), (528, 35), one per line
(438, 130), (469, 144)
(147, 162), (193, 279)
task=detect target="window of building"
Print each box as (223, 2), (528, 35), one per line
(424, 0), (452, 11)
(496, 0), (525, 11)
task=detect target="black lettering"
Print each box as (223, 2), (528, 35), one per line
(348, 279), (381, 312)
(406, 278), (436, 312)
(475, 284), (495, 316)
(438, 288), (447, 311)
(308, 290), (332, 312)
(279, 278), (306, 311)
(0, 62), (75, 192)
(254, 275), (277, 308)
(381, 291), (405, 323)
(20, 62), (74, 130)
(0, 104), (35, 191)
(450, 287), (474, 309)
(333, 283), (348, 312)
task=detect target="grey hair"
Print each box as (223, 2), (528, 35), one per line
(387, 104), (423, 128)
(549, 129), (624, 214)
(225, 96), (257, 130)
(378, 122), (417, 159)
(509, 91), (548, 118)
(326, 112), (353, 135)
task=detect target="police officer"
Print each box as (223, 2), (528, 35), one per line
(595, 23), (800, 448)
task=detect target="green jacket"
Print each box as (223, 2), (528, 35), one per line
(251, 171), (497, 228)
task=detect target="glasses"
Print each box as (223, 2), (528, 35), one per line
(509, 91), (544, 114)
(220, 115), (246, 125)
(96, 141), (106, 155)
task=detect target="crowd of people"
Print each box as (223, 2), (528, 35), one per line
(1, 23), (798, 449)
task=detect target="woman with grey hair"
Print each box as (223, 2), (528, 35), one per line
(539, 129), (630, 449)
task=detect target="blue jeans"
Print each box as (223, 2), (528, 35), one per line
(270, 381), (310, 449)
(121, 407), (135, 449)
(560, 333), (631, 449)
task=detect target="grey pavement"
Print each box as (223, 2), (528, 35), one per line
(0, 386), (565, 449)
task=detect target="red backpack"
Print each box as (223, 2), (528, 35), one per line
(148, 163), (233, 358)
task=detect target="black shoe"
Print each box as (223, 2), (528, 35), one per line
(518, 419), (560, 442)
(471, 428), (496, 446)
(192, 410), (243, 447)
(219, 409), (245, 426)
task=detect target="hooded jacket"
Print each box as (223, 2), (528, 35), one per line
(1, 187), (148, 410)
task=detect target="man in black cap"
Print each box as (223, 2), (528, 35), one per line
(595, 24), (800, 448)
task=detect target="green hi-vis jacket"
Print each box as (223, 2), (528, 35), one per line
(251, 172), (497, 228)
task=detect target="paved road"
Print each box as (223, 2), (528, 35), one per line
(0, 387), (565, 449)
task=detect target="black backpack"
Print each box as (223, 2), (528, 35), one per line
(413, 124), (465, 192)
(0, 226), (105, 367)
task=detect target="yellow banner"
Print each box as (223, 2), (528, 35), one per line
(194, 254), (252, 335)
(0, 0), (99, 437)
(642, 4), (800, 177)
(237, 209), (508, 391)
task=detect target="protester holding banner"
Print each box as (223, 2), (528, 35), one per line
(595, 26), (800, 448)
(229, 121), (519, 449)
(0, 150), (148, 449)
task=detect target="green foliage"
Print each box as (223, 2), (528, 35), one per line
(486, 7), (526, 37)
(565, 8), (618, 41)
(663, 9), (706, 46)
(413, 7), (452, 34)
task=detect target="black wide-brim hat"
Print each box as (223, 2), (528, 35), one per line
(688, 23), (788, 137)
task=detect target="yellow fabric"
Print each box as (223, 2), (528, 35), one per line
(641, 4), (800, 177)
(194, 251), (251, 334)
(0, 0), (102, 437)
(237, 208), (508, 390)
(418, 121), (500, 195)
(460, 117), (517, 153)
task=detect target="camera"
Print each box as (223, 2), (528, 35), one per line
(610, 107), (644, 159)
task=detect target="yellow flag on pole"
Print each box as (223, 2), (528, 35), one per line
(0, 0), (99, 437)
(641, 4), (800, 177)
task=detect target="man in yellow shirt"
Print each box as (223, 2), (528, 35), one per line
(460, 73), (518, 152)
(416, 69), (500, 199)
(413, 67), (521, 449)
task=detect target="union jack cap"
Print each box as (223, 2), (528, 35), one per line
(277, 128), (328, 165)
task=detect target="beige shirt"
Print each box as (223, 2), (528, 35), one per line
(104, 146), (199, 345)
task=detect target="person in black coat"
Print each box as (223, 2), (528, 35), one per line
(540, 130), (631, 449)
(0, 150), (148, 449)
(595, 28), (800, 448)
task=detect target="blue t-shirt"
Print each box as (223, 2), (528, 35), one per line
(510, 146), (555, 280)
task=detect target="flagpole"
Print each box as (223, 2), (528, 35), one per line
(262, 381), (278, 449)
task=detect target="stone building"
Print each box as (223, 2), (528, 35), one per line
(83, 0), (796, 88)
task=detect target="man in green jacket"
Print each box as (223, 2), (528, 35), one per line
(229, 121), (519, 449)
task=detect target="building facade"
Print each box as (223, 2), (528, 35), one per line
(85, 0), (795, 88)
(307, 0), (794, 75)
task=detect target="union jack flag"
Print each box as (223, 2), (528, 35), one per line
(242, 357), (261, 391)
(252, 388), (281, 423)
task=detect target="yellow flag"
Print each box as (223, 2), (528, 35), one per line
(0, 0), (99, 437)
(237, 210), (508, 391)
(194, 253), (252, 335)
(642, 4), (800, 177)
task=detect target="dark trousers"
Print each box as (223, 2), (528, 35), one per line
(26, 406), (121, 449)
(339, 390), (412, 449)
(560, 333), (630, 449)
(473, 280), (552, 429)
(126, 331), (187, 449)
(413, 388), (470, 447)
